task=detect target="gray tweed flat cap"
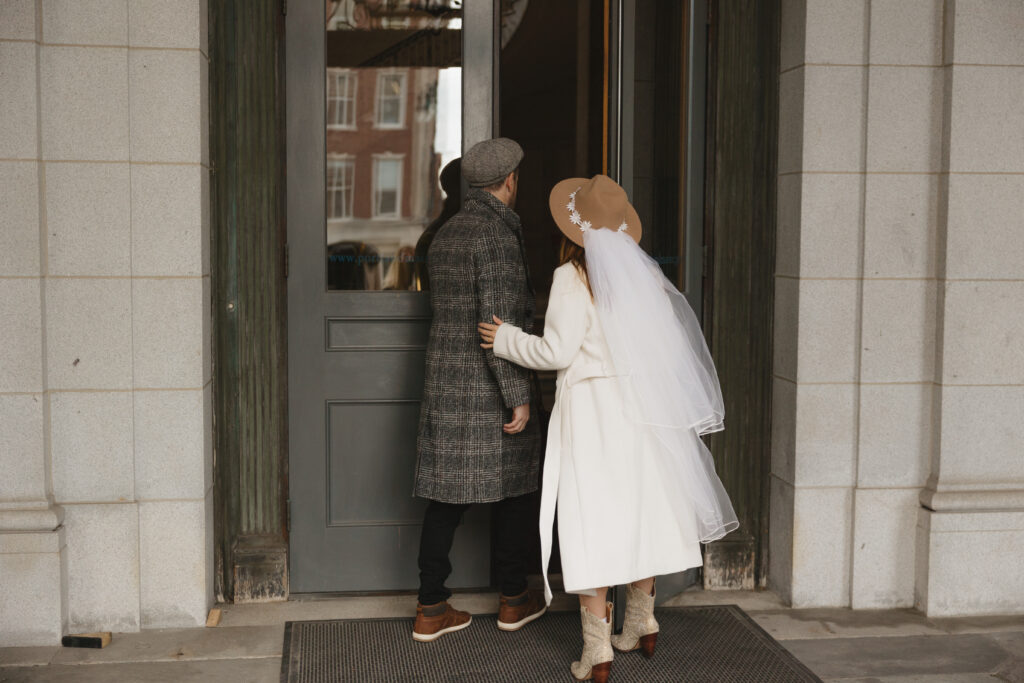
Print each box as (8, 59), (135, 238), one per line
(462, 137), (523, 187)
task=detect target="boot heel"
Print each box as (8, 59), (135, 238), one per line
(639, 633), (657, 659)
(591, 661), (612, 683)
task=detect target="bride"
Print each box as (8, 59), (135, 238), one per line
(478, 174), (738, 683)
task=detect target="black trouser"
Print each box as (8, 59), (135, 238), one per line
(417, 492), (533, 606)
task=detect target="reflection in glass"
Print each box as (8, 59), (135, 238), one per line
(375, 72), (407, 128)
(325, 0), (463, 291)
(327, 156), (355, 218)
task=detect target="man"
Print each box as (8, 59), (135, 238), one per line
(412, 137), (546, 642)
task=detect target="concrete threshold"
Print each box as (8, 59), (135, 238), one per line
(2, 588), (1023, 683)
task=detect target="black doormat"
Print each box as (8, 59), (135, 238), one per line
(280, 604), (822, 682)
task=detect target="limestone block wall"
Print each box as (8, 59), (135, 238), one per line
(0, 0), (212, 645)
(771, 0), (1024, 614)
(916, 0), (1024, 616)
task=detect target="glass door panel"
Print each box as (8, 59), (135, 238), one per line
(324, 0), (463, 291)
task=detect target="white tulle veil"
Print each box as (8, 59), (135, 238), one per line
(581, 225), (739, 543)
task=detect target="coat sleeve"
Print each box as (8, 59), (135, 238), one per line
(474, 228), (533, 409)
(493, 264), (589, 371)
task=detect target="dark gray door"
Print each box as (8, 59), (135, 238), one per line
(286, 0), (499, 593)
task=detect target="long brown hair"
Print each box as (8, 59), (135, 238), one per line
(558, 234), (593, 298)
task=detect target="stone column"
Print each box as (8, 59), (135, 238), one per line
(0, 0), (67, 647)
(774, 0), (1024, 615)
(126, 0), (213, 630)
(849, 0), (944, 610)
(1, 0), (212, 645)
(916, 0), (1024, 616)
(38, 0), (141, 636)
(770, 0), (869, 608)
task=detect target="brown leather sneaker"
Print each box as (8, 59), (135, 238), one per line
(412, 601), (472, 642)
(497, 589), (547, 631)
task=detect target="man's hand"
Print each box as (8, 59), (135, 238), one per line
(504, 403), (530, 434)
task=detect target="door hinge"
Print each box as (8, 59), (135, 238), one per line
(281, 0), (287, 15)
(284, 243), (289, 278)
(286, 498), (291, 532)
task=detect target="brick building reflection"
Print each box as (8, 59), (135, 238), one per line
(324, 0), (462, 290)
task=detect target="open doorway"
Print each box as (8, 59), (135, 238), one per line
(497, 0), (711, 597)
(497, 0), (777, 596)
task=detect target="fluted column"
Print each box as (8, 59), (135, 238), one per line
(210, 0), (289, 602)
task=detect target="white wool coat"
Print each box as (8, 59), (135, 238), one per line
(493, 262), (704, 604)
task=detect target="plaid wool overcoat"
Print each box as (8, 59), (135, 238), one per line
(413, 189), (543, 504)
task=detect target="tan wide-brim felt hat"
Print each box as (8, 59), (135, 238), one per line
(549, 174), (642, 247)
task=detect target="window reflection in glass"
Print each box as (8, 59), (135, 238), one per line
(326, 69), (357, 129)
(327, 156), (355, 219)
(325, 0), (463, 291)
(373, 156), (403, 218)
(375, 72), (406, 128)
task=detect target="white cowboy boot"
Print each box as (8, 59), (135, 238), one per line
(610, 580), (658, 658)
(570, 602), (614, 682)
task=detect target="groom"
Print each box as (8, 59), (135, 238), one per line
(412, 137), (546, 642)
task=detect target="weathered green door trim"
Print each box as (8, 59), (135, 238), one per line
(701, 0), (780, 590)
(210, 0), (289, 603)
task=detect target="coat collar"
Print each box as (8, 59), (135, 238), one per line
(468, 188), (522, 233)
(466, 188), (535, 299)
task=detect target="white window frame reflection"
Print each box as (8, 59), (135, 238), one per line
(326, 68), (357, 130)
(327, 155), (355, 220)
(374, 71), (407, 129)
(372, 154), (403, 220)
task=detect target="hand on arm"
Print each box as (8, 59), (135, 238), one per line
(481, 265), (589, 371)
(478, 315), (503, 348)
(478, 315), (529, 434)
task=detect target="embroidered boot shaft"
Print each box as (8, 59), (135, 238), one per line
(610, 581), (659, 658)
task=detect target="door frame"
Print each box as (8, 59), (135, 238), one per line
(700, 0), (780, 590)
(210, 0), (768, 602)
(210, 0), (290, 603)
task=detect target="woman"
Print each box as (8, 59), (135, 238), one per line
(478, 175), (738, 682)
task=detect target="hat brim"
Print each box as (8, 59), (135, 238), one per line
(548, 177), (642, 247)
